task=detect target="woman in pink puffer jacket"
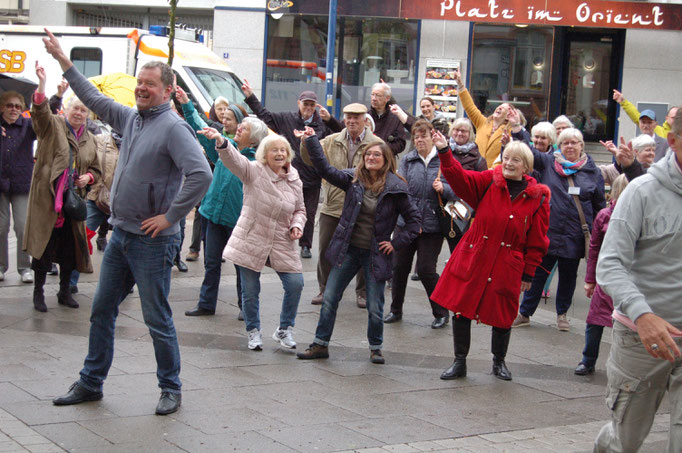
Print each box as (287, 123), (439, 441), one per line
(200, 126), (306, 352)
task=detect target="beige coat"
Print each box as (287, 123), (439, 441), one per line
(218, 141), (306, 273)
(87, 134), (118, 202)
(23, 99), (101, 273)
(300, 127), (384, 218)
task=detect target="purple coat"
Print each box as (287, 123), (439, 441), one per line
(0, 115), (36, 194)
(585, 205), (614, 327)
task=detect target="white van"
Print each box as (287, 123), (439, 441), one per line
(0, 25), (248, 116)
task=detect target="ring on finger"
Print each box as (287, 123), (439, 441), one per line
(651, 343), (659, 351)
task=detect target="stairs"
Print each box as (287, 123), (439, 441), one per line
(585, 142), (613, 167)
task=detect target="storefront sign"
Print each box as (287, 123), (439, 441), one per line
(402, 0), (682, 30)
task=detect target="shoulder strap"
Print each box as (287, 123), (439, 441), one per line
(567, 176), (591, 257)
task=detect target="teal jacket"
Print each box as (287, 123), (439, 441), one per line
(181, 102), (255, 228)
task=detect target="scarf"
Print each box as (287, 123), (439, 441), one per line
(553, 151), (588, 177)
(449, 139), (477, 155)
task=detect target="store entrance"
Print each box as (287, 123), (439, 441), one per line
(559, 28), (624, 142)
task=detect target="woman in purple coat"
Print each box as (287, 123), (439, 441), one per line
(575, 174), (629, 375)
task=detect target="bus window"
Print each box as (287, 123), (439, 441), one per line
(71, 48), (103, 78)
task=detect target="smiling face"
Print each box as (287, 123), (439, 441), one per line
(532, 133), (551, 153)
(265, 139), (289, 173)
(66, 100), (89, 129)
(451, 126), (470, 146)
(502, 151), (527, 180)
(420, 99), (435, 120)
(636, 145), (656, 167)
(135, 67), (172, 111)
(560, 136), (583, 162)
(1, 95), (23, 124)
(344, 112), (365, 137)
(492, 103), (510, 122)
(222, 110), (238, 135)
(298, 100), (316, 121)
(364, 145), (385, 174)
(639, 117), (657, 136)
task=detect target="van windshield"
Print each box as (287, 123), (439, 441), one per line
(184, 66), (252, 113)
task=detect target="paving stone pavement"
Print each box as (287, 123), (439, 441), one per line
(0, 218), (671, 452)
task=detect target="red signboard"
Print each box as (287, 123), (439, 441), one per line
(400, 0), (682, 30)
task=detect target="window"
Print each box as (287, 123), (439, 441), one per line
(265, 15), (419, 114)
(70, 48), (103, 78)
(470, 25), (553, 128)
(183, 66), (252, 114)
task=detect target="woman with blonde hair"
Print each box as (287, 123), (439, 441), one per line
(24, 62), (101, 312)
(199, 128), (306, 351)
(452, 69), (512, 167)
(575, 174), (629, 375)
(296, 129), (421, 364)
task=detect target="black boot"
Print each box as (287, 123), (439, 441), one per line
(491, 327), (512, 381)
(57, 269), (79, 309)
(33, 270), (47, 312)
(441, 315), (471, 380)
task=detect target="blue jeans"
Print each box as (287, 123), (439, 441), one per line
(198, 219), (242, 311)
(314, 245), (385, 350)
(581, 323), (604, 368)
(238, 265), (303, 332)
(78, 227), (182, 394)
(519, 254), (581, 317)
(70, 200), (110, 287)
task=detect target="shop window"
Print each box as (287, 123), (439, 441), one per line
(265, 15), (418, 114)
(70, 48), (103, 78)
(470, 25), (553, 128)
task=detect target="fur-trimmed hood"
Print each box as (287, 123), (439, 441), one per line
(491, 165), (552, 200)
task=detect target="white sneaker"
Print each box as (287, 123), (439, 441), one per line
(272, 327), (296, 349)
(21, 270), (33, 283)
(247, 328), (263, 351)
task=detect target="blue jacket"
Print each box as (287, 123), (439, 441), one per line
(181, 102), (254, 228)
(0, 115), (36, 194)
(65, 66), (212, 236)
(304, 136), (421, 281)
(531, 147), (606, 259)
(397, 148), (456, 234)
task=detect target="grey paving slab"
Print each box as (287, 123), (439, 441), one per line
(173, 405), (287, 434)
(168, 430), (299, 453)
(340, 415), (459, 445)
(1, 400), (117, 425)
(0, 384), (38, 405)
(32, 422), (112, 450)
(76, 415), (202, 444)
(261, 423), (384, 452)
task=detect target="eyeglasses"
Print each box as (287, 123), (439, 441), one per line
(561, 140), (581, 147)
(4, 103), (23, 110)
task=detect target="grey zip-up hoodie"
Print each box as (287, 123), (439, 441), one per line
(64, 66), (212, 236)
(597, 150), (682, 327)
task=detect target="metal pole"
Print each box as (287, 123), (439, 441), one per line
(324, 0), (338, 111)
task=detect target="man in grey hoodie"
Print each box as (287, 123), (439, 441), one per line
(43, 30), (212, 415)
(594, 109), (682, 452)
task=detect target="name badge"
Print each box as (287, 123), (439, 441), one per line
(568, 186), (581, 195)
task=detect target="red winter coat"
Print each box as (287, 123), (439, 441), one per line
(431, 150), (551, 328)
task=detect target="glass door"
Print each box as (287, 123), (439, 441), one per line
(560, 30), (623, 142)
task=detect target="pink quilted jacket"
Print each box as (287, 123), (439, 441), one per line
(218, 141), (306, 273)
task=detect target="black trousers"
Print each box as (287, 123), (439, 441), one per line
(300, 184), (320, 249)
(390, 230), (448, 318)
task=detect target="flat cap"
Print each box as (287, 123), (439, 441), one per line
(343, 103), (368, 114)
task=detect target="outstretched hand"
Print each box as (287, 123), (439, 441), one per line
(175, 86), (190, 105)
(389, 103), (408, 124)
(42, 28), (73, 71)
(35, 61), (46, 93)
(56, 78), (69, 97)
(317, 104), (331, 121)
(599, 140), (618, 157)
(612, 89), (624, 104)
(431, 129), (448, 150)
(616, 137), (635, 167)
(197, 127), (225, 146)
(293, 126), (315, 139)
(241, 79), (253, 98)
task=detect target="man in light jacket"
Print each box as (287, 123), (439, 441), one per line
(43, 29), (212, 416)
(594, 109), (682, 452)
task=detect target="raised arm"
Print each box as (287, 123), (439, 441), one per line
(176, 86), (217, 163)
(453, 69), (486, 129)
(303, 134), (351, 191)
(202, 127), (257, 184)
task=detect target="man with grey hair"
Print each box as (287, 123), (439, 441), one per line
(42, 29), (212, 416)
(593, 108), (682, 452)
(369, 82), (406, 156)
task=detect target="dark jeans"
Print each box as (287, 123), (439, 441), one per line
(581, 323), (605, 368)
(390, 230), (448, 318)
(519, 254), (581, 317)
(314, 246), (384, 349)
(198, 219), (242, 312)
(317, 212), (365, 297)
(78, 228), (182, 394)
(300, 184), (320, 249)
(189, 207), (202, 253)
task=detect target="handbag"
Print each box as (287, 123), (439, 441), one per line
(436, 169), (472, 238)
(95, 146), (111, 215)
(62, 144), (88, 221)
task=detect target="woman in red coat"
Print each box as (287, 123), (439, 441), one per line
(431, 132), (550, 381)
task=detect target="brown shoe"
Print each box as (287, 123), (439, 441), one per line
(311, 292), (323, 305)
(511, 314), (530, 327)
(370, 349), (385, 364)
(186, 251), (200, 262)
(296, 343), (329, 360)
(356, 295), (367, 308)
(557, 314), (570, 331)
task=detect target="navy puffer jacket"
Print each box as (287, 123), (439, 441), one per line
(531, 147), (606, 259)
(304, 136), (421, 281)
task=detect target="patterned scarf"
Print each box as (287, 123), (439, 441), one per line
(553, 151), (588, 177)
(449, 139), (477, 155)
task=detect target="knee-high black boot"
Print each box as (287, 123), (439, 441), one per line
(440, 315), (471, 380)
(57, 268), (79, 308)
(492, 327), (512, 380)
(33, 270), (47, 312)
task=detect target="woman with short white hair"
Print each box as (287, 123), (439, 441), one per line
(530, 122), (557, 154)
(199, 128), (306, 352)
